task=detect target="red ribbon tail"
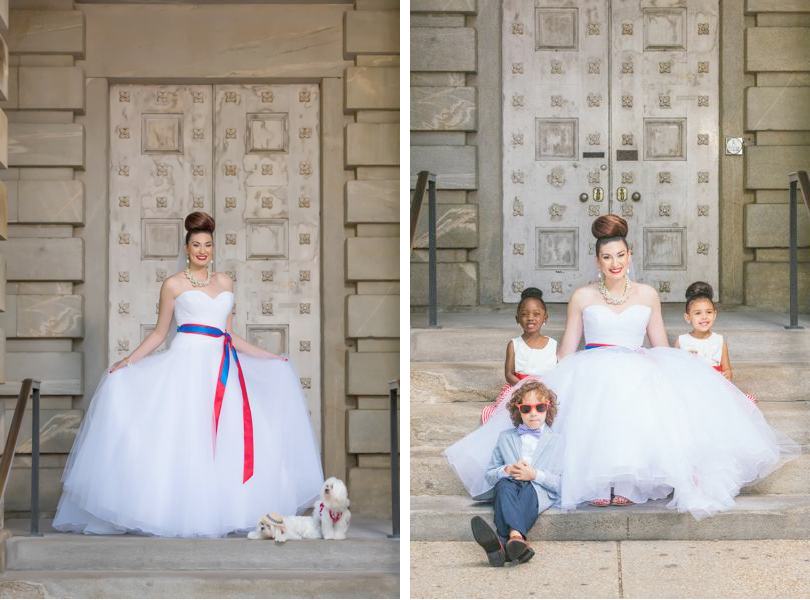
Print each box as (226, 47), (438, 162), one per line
(234, 347), (254, 483)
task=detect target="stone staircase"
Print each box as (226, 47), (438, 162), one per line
(411, 306), (810, 542)
(0, 518), (399, 598)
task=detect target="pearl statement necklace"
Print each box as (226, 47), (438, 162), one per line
(598, 274), (632, 305)
(184, 266), (212, 288)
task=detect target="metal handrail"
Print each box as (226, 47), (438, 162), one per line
(786, 171), (810, 329)
(0, 378), (42, 536)
(411, 171), (438, 327)
(387, 379), (399, 539)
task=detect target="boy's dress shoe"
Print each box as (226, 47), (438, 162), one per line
(505, 537), (535, 564)
(470, 516), (506, 567)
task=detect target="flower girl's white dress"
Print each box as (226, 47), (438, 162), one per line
(445, 304), (799, 519)
(53, 290), (323, 537)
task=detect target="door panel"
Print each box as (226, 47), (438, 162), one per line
(109, 83), (322, 437)
(502, 0), (719, 302)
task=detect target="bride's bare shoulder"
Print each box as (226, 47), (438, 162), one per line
(570, 284), (599, 306)
(162, 273), (185, 293)
(633, 282), (659, 299)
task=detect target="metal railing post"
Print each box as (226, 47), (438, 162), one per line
(388, 380), (399, 539)
(428, 176), (438, 328)
(786, 172), (807, 330)
(31, 381), (42, 536)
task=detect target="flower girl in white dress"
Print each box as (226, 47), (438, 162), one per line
(53, 212), (323, 537)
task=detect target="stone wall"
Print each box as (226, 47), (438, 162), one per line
(0, 0), (399, 519)
(410, 0), (481, 307)
(741, 0), (810, 310)
(0, 0), (9, 529)
(410, 0), (810, 311)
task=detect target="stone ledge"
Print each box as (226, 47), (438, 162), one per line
(7, 11), (84, 56)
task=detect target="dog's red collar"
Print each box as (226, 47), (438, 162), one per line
(319, 502), (343, 525)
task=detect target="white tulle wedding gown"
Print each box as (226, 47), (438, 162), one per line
(445, 303), (799, 519)
(53, 289), (324, 537)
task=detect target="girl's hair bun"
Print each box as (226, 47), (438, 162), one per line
(591, 214), (629, 240)
(185, 211), (215, 234)
(685, 281), (714, 301)
(521, 287), (543, 301)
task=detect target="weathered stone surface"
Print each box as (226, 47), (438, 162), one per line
(347, 295), (399, 337)
(347, 237), (399, 281)
(345, 10), (399, 54)
(411, 0), (477, 13)
(0, 66), (18, 110)
(348, 467), (392, 518)
(410, 72), (467, 87)
(747, 0), (810, 11)
(82, 4), (347, 78)
(18, 66), (84, 110)
(757, 132), (810, 146)
(411, 27), (476, 72)
(346, 123), (399, 167)
(758, 73), (810, 86)
(8, 123), (84, 167)
(745, 261), (810, 311)
(411, 262), (477, 306)
(411, 86), (476, 131)
(412, 203), (477, 249)
(0, 255), (5, 312)
(16, 180), (83, 224)
(4, 408), (82, 453)
(0, 351), (82, 396)
(410, 131), (466, 145)
(745, 203), (810, 247)
(0, 0), (8, 31)
(347, 351), (399, 395)
(411, 145), (477, 189)
(411, 14), (466, 27)
(2, 237), (83, 281)
(0, 108), (7, 169)
(746, 28), (810, 71)
(746, 146), (810, 189)
(747, 87), (810, 130)
(346, 67), (399, 110)
(348, 408), (399, 453)
(0, 35), (8, 103)
(7, 10), (84, 55)
(411, 249), (468, 262)
(346, 180), (398, 223)
(5, 461), (63, 512)
(15, 294), (82, 338)
(0, 180), (7, 240)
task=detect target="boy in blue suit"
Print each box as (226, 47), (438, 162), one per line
(470, 379), (563, 566)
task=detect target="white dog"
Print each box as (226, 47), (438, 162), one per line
(247, 477), (351, 542)
(318, 476), (351, 540)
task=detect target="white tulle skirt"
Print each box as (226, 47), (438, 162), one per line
(53, 332), (324, 537)
(445, 346), (799, 519)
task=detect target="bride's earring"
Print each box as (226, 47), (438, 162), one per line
(185, 254), (190, 268)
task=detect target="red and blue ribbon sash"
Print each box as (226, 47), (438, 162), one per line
(585, 343), (615, 350)
(177, 323), (254, 483)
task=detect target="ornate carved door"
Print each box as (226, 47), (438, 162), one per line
(109, 83), (322, 435)
(502, 0), (719, 302)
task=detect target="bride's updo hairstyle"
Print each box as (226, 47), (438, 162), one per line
(517, 286), (546, 313)
(685, 281), (715, 312)
(592, 214), (629, 254)
(185, 211), (215, 244)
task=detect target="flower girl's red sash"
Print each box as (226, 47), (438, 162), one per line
(177, 323), (254, 483)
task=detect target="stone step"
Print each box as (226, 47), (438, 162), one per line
(410, 494), (810, 542)
(411, 449), (810, 497)
(3, 535), (399, 573)
(0, 570), (399, 599)
(411, 401), (810, 449)
(411, 361), (810, 404)
(411, 327), (810, 365)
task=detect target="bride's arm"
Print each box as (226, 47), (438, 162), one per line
(110, 280), (177, 371)
(557, 289), (585, 360)
(646, 289), (670, 348)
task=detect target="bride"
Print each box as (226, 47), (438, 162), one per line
(445, 214), (798, 519)
(53, 212), (324, 537)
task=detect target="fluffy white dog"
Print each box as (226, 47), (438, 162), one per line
(247, 477), (351, 542)
(318, 476), (351, 540)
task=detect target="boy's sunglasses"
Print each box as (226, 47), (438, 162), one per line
(519, 402), (549, 414)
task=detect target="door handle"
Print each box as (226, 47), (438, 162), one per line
(631, 191), (641, 202)
(616, 187), (628, 202)
(593, 187), (604, 202)
(579, 192), (589, 202)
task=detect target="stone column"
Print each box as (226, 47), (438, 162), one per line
(343, 0), (400, 518)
